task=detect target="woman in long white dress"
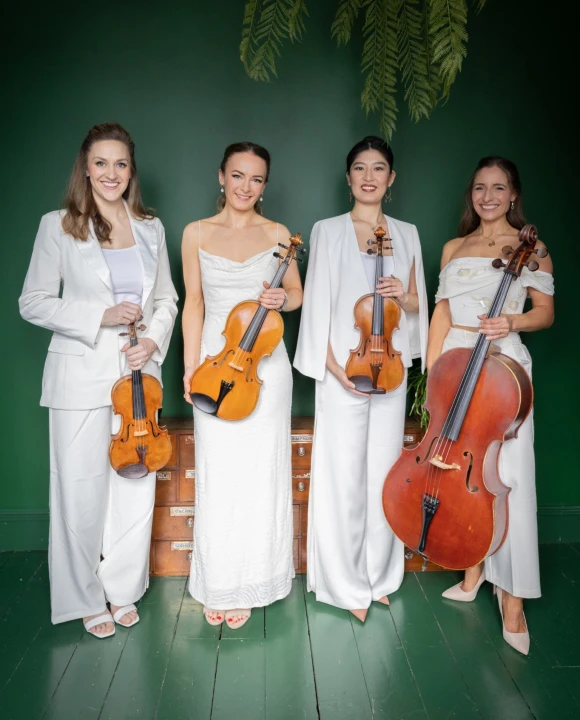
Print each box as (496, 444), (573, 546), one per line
(294, 136), (429, 622)
(427, 156), (554, 654)
(181, 142), (303, 629)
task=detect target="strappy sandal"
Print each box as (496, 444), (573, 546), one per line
(225, 609), (251, 629)
(203, 607), (225, 626)
(112, 603), (140, 628)
(84, 612), (115, 639)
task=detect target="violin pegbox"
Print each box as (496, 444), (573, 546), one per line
(274, 232), (306, 264)
(366, 225), (391, 255)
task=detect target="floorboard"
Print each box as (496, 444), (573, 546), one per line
(211, 638), (266, 720)
(0, 551), (46, 621)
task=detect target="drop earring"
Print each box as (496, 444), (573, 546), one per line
(260, 195), (264, 202)
(385, 187), (392, 203)
(510, 200), (515, 210)
(349, 188), (352, 203)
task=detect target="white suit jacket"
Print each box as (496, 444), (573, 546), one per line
(294, 213), (428, 381)
(19, 209), (178, 409)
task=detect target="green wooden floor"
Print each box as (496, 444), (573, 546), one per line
(1, 545), (579, 720)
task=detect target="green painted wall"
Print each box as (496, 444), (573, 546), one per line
(1, 0), (577, 525)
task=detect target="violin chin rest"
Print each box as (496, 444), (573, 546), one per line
(117, 463), (149, 479)
(347, 375), (387, 395)
(191, 393), (219, 415)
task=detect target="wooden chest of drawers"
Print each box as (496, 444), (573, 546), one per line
(149, 416), (439, 576)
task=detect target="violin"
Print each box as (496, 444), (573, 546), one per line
(190, 233), (306, 421)
(383, 225), (547, 570)
(345, 226), (404, 394)
(109, 322), (172, 478)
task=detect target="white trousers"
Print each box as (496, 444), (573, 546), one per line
(307, 371), (407, 609)
(49, 407), (156, 624)
(443, 329), (541, 598)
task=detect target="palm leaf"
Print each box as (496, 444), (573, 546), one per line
(428, 0), (468, 99)
(240, 0), (263, 72)
(361, 0), (399, 140)
(397, 0), (433, 121)
(249, 0), (292, 81)
(331, 0), (366, 46)
(287, 0), (309, 42)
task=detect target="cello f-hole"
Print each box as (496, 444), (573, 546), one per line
(416, 436), (440, 465)
(463, 451), (477, 492)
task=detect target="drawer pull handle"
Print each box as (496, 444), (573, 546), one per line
(405, 550), (414, 560)
(185, 436), (194, 445)
(187, 517), (194, 528)
(292, 472), (311, 479)
(297, 447), (306, 457)
(186, 552), (192, 562)
(297, 482), (306, 492)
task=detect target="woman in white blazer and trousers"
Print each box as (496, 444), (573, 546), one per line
(19, 123), (178, 638)
(295, 137), (428, 622)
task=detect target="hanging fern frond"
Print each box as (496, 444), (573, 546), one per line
(422, 0), (441, 103)
(240, 0), (263, 73)
(250, 1), (292, 80)
(360, 0), (399, 140)
(397, 0), (432, 122)
(470, 0), (487, 13)
(287, 0), (309, 42)
(331, 0), (366, 47)
(429, 0), (469, 99)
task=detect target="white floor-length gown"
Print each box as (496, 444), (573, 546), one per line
(188, 238), (294, 610)
(436, 257), (554, 598)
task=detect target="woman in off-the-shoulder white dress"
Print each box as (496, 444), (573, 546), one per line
(427, 156), (554, 655)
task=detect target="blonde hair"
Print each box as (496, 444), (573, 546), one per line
(62, 122), (152, 243)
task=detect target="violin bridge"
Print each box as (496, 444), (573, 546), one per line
(228, 362), (244, 371)
(134, 429), (148, 437)
(429, 455), (460, 471)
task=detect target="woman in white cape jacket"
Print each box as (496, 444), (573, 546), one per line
(19, 124), (178, 638)
(294, 137), (428, 620)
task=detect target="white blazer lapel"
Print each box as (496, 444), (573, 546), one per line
(75, 219), (114, 293)
(129, 211), (157, 308)
(344, 213), (371, 297)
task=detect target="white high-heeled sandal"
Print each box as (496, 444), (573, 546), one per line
(442, 570), (486, 602)
(496, 587), (530, 655)
(84, 612), (115, 639)
(112, 603), (140, 628)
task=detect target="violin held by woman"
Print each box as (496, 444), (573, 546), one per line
(189, 233), (306, 421)
(110, 321), (172, 478)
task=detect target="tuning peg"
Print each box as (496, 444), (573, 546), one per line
(535, 246), (548, 258)
(273, 252), (282, 259)
(366, 249), (375, 255)
(138, 323), (146, 331)
(526, 260), (539, 272)
(367, 239), (376, 246)
(119, 332), (129, 337)
(299, 248), (307, 255)
(491, 259), (506, 269)
(278, 243), (288, 249)
(296, 257), (304, 263)
(502, 245), (514, 256)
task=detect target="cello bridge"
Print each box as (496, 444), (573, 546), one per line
(429, 455), (460, 471)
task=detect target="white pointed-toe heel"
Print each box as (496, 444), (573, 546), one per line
(496, 587), (530, 655)
(442, 570), (486, 602)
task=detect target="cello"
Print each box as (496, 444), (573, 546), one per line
(345, 226), (404, 394)
(383, 225), (547, 570)
(190, 233), (306, 421)
(109, 322), (172, 478)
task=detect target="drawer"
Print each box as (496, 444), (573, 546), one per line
(291, 434), (312, 468)
(293, 537), (299, 572)
(292, 471), (310, 503)
(292, 504), (300, 535)
(179, 468), (196, 503)
(155, 469), (177, 505)
(152, 506), (195, 540)
(403, 420), (425, 447)
(298, 534), (307, 574)
(403, 546), (439, 572)
(180, 434), (195, 467)
(166, 433), (179, 467)
(150, 540), (192, 576)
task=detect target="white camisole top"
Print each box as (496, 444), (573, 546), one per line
(360, 252), (395, 292)
(102, 245), (144, 305)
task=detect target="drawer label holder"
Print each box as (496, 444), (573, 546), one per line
(170, 506), (195, 517)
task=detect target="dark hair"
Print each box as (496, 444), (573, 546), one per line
(217, 141), (271, 215)
(62, 122), (150, 243)
(458, 156), (526, 237)
(346, 135), (394, 174)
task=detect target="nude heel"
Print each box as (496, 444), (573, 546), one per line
(441, 570), (486, 602)
(496, 587), (530, 655)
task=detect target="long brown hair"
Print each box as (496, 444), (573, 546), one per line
(458, 156), (526, 237)
(62, 122), (151, 243)
(217, 141), (271, 216)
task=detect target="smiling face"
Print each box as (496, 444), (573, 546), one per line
(471, 165), (516, 223)
(218, 152), (267, 212)
(347, 149), (395, 204)
(86, 140), (132, 205)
